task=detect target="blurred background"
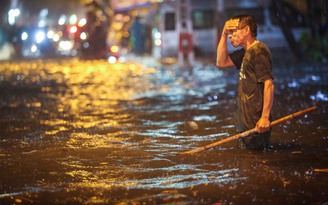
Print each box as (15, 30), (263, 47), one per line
(0, 0), (327, 63)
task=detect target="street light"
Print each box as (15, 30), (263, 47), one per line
(8, 8), (20, 25)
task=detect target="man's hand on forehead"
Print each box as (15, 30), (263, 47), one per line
(226, 19), (239, 30)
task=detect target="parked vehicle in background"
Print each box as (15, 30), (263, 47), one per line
(156, 0), (310, 58)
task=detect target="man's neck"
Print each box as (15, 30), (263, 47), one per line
(244, 38), (258, 50)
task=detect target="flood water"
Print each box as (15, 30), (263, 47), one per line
(0, 54), (327, 204)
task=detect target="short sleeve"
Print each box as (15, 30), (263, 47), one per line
(253, 45), (273, 82)
(229, 48), (245, 70)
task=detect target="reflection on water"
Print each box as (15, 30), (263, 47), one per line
(0, 57), (327, 204)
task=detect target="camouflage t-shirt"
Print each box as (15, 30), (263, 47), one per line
(229, 42), (273, 132)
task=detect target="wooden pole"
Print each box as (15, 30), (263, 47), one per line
(181, 106), (317, 155)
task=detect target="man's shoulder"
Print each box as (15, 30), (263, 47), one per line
(252, 42), (271, 56)
(256, 41), (270, 50)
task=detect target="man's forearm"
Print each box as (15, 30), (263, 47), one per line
(261, 79), (274, 119)
(216, 33), (230, 68)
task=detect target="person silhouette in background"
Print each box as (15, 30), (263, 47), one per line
(130, 16), (145, 55)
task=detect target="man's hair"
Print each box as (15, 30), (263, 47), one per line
(232, 14), (257, 37)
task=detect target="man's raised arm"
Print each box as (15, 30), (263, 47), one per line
(216, 19), (238, 68)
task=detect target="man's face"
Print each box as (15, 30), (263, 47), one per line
(227, 20), (247, 47)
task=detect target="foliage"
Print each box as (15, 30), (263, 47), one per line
(299, 32), (328, 63)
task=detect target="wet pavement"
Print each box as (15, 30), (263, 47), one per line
(0, 54), (327, 204)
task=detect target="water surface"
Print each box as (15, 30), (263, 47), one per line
(0, 56), (327, 204)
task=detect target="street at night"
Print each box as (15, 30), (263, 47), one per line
(1, 0), (328, 204)
(0, 54), (327, 204)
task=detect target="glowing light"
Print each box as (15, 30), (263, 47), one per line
(53, 34), (60, 42)
(78, 18), (87, 27)
(59, 40), (74, 51)
(155, 32), (161, 39)
(287, 81), (299, 88)
(107, 56), (117, 64)
(154, 39), (161, 46)
(70, 25), (78, 34)
(8, 8), (20, 17)
(123, 15), (130, 22)
(83, 42), (89, 48)
(47, 30), (54, 39)
(31, 44), (38, 53)
(123, 32), (129, 38)
(58, 15), (66, 25)
(69, 14), (77, 25)
(57, 31), (63, 37)
(21, 32), (28, 41)
(38, 20), (46, 27)
(310, 91), (328, 101)
(110, 45), (119, 53)
(80, 32), (87, 40)
(8, 16), (15, 25)
(153, 30), (161, 47)
(40, 8), (48, 17)
(8, 8), (20, 25)
(119, 56), (126, 62)
(35, 31), (45, 43)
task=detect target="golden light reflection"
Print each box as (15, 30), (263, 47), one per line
(65, 132), (131, 149)
(1, 58), (204, 192)
(0, 58), (156, 136)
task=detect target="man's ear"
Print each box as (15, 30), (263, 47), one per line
(244, 25), (250, 35)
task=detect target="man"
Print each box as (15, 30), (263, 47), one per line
(216, 14), (274, 151)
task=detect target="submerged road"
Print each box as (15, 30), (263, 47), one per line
(0, 55), (327, 204)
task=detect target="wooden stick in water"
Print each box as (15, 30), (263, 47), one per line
(181, 106), (317, 155)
